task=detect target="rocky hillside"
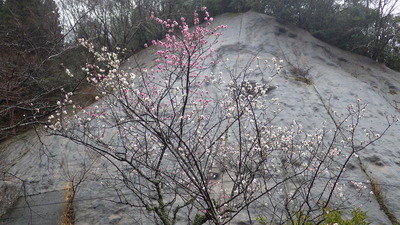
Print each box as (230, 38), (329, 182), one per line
(1, 12), (400, 224)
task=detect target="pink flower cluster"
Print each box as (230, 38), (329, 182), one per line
(146, 8), (226, 73)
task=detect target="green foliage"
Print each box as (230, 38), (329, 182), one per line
(384, 50), (400, 72)
(256, 207), (370, 225)
(197, 0), (251, 15)
(316, 3), (376, 55)
(193, 213), (208, 225)
(256, 216), (270, 225)
(324, 208), (369, 225)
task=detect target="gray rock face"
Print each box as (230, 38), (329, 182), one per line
(0, 177), (23, 217)
(1, 12), (400, 224)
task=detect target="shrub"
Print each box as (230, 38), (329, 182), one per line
(257, 207), (370, 225)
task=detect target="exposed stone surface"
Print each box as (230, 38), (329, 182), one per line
(0, 176), (23, 217)
(1, 12), (400, 224)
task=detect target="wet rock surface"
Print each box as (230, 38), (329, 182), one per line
(1, 12), (400, 224)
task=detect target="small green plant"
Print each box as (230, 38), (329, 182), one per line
(225, 12), (241, 17)
(324, 208), (369, 225)
(256, 207), (370, 225)
(291, 65), (312, 84)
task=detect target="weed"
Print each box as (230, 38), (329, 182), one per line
(290, 65), (312, 84)
(257, 207), (370, 225)
(225, 12), (241, 17)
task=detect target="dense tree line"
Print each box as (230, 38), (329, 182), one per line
(0, 0), (87, 140)
(1, 0), (399, 140)
(57, 0), (400, 68)
(0, 0), (61, 139)
(259, 0), (400, 69)
(197, 0), (400, 69)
